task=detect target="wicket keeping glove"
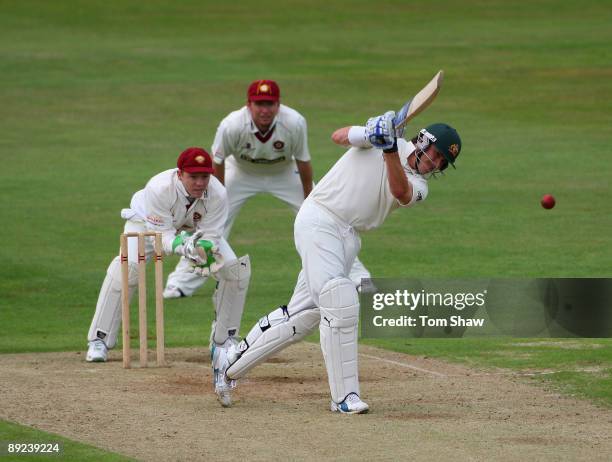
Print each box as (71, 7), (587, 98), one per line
(192, 239), (224, 276)
(172, 231), (224, 276)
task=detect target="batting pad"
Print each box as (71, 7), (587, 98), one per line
(212, 255), (251, 345)
(226, 305), (320, 380)
(88, 256), (138, 348)
(319, 277), (360, 403)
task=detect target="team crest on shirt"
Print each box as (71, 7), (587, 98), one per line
(193, 212), (202, 222)
(273, 140), (285, 151)
(416, 191), (423, 201)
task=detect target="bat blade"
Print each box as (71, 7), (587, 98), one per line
(394, 70), (444, 130)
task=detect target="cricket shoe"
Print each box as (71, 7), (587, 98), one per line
(211, 339), (237, 408)
(330, 393), (369, 414)
(86, 339), (108, 362)
(162, 285), (185, 299)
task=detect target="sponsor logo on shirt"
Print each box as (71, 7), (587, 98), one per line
(273, 140), (285, 151)
(239, 154), (286, 164)
(146, 214), (164, 226)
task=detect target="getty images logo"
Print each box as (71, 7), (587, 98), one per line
(372, 289), (488, 311)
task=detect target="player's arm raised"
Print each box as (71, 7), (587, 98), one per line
(331, 126), (351, 146)
(331, 126), (373, 148)
(366, 112), (412, 204)
(382, 149), (412, 205)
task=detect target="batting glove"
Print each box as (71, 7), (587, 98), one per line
(365, 111), (396, 149)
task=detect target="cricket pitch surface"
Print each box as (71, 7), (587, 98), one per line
(1, 343), (611, 461)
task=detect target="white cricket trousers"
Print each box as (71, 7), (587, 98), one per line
(291, 199), (362, 308)
(224, 199), (363, 389)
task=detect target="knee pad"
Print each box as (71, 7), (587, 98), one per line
(319, 277), (360, 328)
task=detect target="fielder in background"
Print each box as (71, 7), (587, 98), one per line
(163, 79), (370, 299)
(86, 148), (250, 386)
(215, 114), (462, 413)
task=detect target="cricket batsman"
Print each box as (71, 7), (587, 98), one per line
(86, 148), (250, 371)
(163, 79), (370, 299)
(212, 113), (462, 412)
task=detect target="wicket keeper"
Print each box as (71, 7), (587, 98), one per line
(86, 148), (250, 371)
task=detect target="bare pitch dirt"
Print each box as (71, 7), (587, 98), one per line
(1, 343), (611, 461)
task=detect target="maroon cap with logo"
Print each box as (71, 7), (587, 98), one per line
(247, 79), (280, 102)
(176, 147), (215, 173)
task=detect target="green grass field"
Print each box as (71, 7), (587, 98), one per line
(365, 337), (612, 405)
(1, 1), (611, 452)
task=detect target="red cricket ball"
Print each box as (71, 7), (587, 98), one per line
(541, 194), (555, 209)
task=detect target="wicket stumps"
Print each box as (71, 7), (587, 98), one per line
(120, 232), (165, 369)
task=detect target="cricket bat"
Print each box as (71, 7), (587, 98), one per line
(393, 70), (444, 131)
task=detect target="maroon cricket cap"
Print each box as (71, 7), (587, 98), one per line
(176, 147), (215, 173)
(247, 79), (280, 102)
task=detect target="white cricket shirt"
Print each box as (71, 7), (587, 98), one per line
(308, 139), (428, 232)
(129, 169), (228, 254)
(212, 104), (310, 174)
